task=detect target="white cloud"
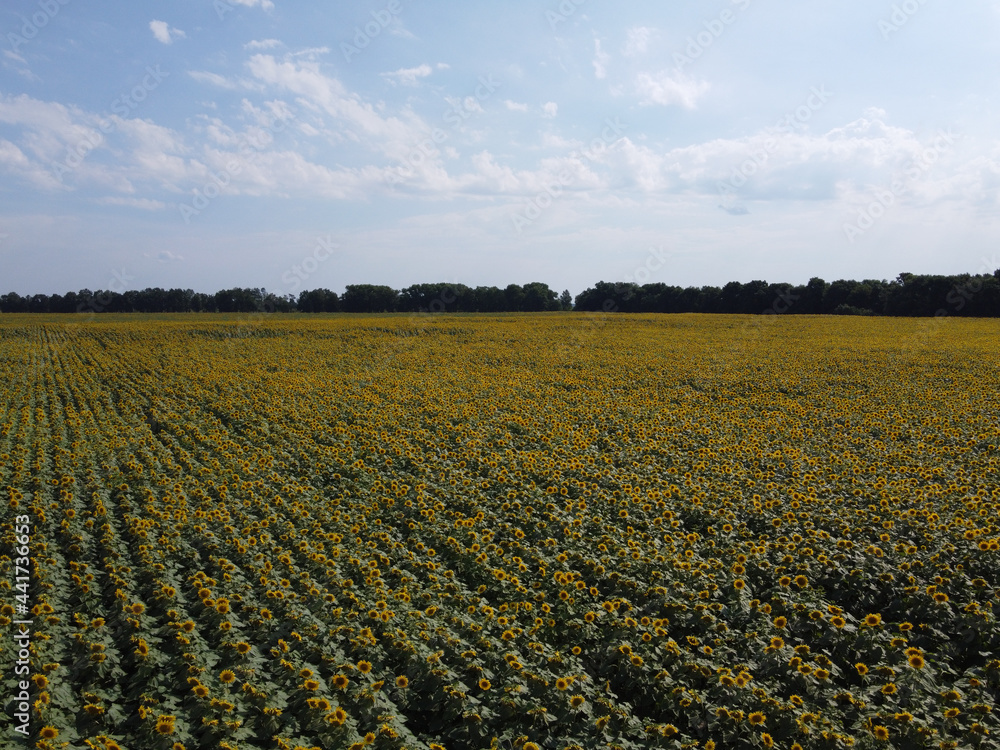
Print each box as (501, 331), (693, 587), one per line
(289, 47), (330, 60)
(188, 71), (239, 90)
(245, 54), (427, 161)
(144, 249), (184, 260)
(1, 71), (989, 232)
(228, 0), (274, 10)
(0, 138), (62, 190)
(0, 94), (104, 162)
(592, 39), (610, 80)
(624, 26), (652, 57)
(594, 112), (975, 210)
(387, 17), (416, 39)
(540, 133), (581, 150)
(149, 20), (185, 45)
(245, 39), (282, 50)
(459, 96), (484, 115)
(149, 21), (171, 44)
(381, 64), (433, 86)
(635, 70), (709, 109)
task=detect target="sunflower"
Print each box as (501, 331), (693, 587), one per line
(219, 670), (236, 684)
(570, 694), (585, 708)
(871, 725), (890, 741)
(908, 654), (925, 669)
(357, 660), (373, 674)
(396, 675), (409, 688)
(748, 712), (766, 726)
(864, 614), (882, 627)
(478, 678), (491, 690)
(39, 727), (59, 740)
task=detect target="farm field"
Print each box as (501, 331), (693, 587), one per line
(1, 313), (1000, 750)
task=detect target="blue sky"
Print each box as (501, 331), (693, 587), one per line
(1, 0), (999, 296)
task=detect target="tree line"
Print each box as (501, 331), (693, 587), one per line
(0, 283), (570, 315)
(2, 271), (999, 316)
(573, 271), (1000, 316)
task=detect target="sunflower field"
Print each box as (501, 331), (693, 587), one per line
(1, 312), (999, 750)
